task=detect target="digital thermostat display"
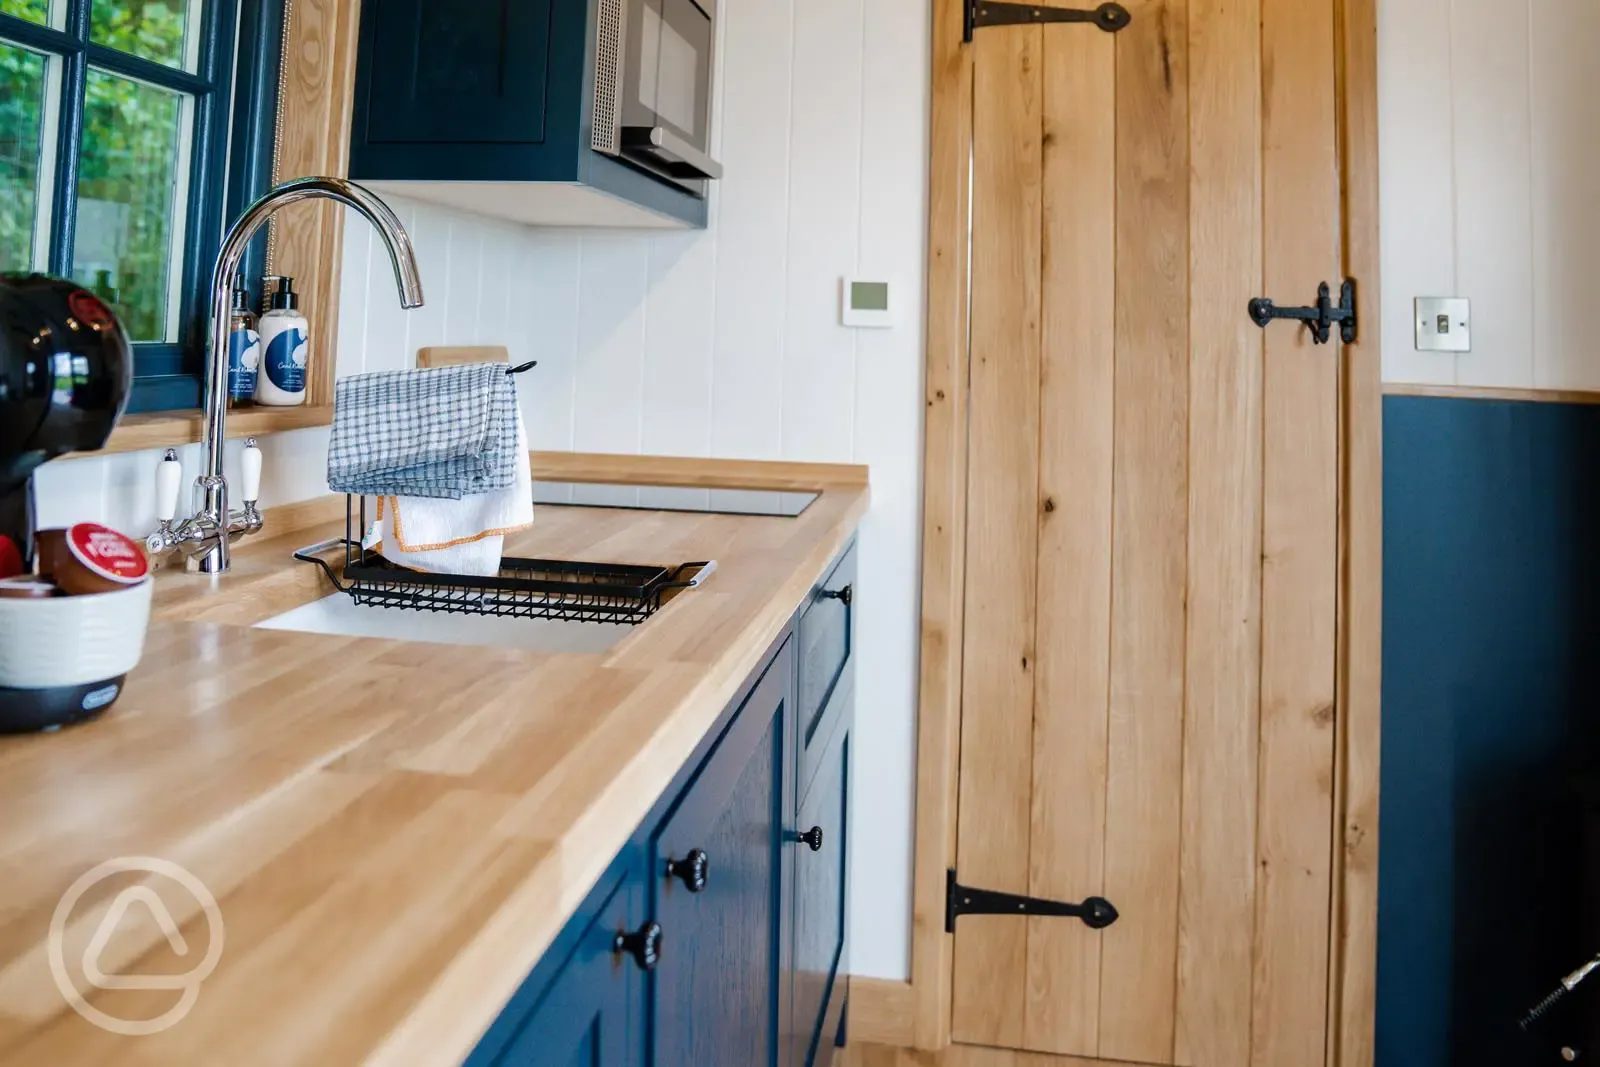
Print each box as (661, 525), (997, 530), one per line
(841, 278), (894, 328)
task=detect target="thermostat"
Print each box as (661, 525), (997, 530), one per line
(841, 278), (894, 329)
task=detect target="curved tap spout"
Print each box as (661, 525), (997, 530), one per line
(183, 176), (424, 574)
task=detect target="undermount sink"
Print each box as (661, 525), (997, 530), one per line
(255, 593), (633, 654)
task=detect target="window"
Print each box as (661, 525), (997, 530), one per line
(0, 0), (279, 413)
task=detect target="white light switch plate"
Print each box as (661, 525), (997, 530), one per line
(1415, 297), (1471, 352)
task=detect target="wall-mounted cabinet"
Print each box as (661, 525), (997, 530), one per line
(349, 0), (718, 230)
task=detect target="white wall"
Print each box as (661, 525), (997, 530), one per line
(37, 0), (929, 980)
(1379, 0), (1600, 388)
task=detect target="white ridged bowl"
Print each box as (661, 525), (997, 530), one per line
(0, 580), (153, 688)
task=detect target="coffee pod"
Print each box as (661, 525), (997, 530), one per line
(50, 523), (150, 596)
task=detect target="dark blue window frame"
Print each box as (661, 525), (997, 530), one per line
(0, 0), (282, 414)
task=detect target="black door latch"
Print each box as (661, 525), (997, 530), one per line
(945, 869), (1119, 933)
(1248, 279), (1357, 345)
(965, 0), (1132, 43)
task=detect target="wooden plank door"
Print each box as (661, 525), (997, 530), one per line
(949, 0), (1342, 1062)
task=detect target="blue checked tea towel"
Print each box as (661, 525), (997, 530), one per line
(327, 363), (519, 499)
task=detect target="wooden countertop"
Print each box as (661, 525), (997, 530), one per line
(0, 455), (868, 1066)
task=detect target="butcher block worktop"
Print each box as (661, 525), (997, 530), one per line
(0, 453), (868, 1067)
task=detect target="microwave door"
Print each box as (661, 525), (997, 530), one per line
(620, 125), (723, 180)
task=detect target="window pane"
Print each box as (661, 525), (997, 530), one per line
(91, 0), (201, 73)
(74, 68), (192, 342)
(0, 0), (53, 26)
(0, 39), (51, 272)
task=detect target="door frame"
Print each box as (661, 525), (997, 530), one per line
(903, 0), (1383, 1061)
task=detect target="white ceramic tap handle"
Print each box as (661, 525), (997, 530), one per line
(240, 438), (262, 505)
(155, 448), (182, 523)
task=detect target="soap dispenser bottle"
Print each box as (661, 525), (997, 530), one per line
(256, 276), (309, 407)
(226, 278), (259, 407)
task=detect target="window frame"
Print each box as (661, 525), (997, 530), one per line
(0, 0), (282, 414)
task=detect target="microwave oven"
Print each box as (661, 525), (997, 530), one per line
(592, 0), (722, 193)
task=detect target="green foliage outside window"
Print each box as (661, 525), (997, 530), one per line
(0, 1), (191, 341)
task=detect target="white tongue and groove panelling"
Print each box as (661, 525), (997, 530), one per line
(1379, 0), (1600, 390)
(36, 0), (929, 983)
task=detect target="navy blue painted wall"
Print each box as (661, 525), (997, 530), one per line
(1380, 396), (1600, 1065)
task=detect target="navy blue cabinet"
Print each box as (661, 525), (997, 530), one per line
(653, 642), (791, 1065)
(467, 541), (857, 1067)
(791, 690), (851, 1067)
(350, 0), (709, 227)
(466, 858), (646, 1067)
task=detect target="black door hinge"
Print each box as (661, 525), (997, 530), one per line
(964, 0), (1132, 43)
(945, 869), (1119, 933)
(1248, 279), (1358, 345)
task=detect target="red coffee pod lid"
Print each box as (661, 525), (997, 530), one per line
(64, 523), (150, 585)
(0, 536), (22, 580)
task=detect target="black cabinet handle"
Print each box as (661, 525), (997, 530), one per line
(613, 921), (663, 971)
(792, 826), (825, 852)
(821, 584), (852, 606)
(665, 849), (710, 893)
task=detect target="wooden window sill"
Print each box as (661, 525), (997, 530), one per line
(96, 405), (334, 456)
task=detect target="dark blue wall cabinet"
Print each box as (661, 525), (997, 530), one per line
(1380, 397), (1600, 1067)
(467, 543), (857, 1067)
(349, 0), (708, 228)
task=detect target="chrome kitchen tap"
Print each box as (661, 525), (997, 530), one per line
(145, 176), (424, 574)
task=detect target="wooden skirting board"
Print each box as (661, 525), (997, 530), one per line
(1383, 381), (1600, 405)
(841, 1041), (1165, 1067)
(848, 978), (918, 1048)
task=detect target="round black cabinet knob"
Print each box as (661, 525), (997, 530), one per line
(822, 584), (853, 606)
(613, 921), (663, 971)
(665, 849), (710, 893)
(796, 826), (825, 852)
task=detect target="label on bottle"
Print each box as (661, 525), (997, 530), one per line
(228, 327), (260, 399)
(264, 325), (308, 394)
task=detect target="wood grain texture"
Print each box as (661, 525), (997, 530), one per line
(1174, 0), (1262, 1061)
(417, 345), (510, 367)
(0, 469), (866, 1066)
(950, 22), (1044, 1049)
(1025, 22), (1115, 1058)
(849, 978), (917, 1047)
(1333, 0), (1383, 1062)
(840, 1041), (1164, 1067)
(1380, 381), (1600, 404)
(270, 0), (362, 408)
(98, 405), (334, 455)
(1255, 0), (1341, 1060)
(909, 0), (975, 1046)
(1100, 0), (1189, 1059)
(529, 452), (868, 491)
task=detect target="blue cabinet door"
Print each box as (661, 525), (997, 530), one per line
(652, 640), (793, 1067)
(357, 0), (555, 146)
(791, 692), (851, 1067)
(485, 866), (645, 1067)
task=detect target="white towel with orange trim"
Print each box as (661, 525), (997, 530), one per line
(374, 411), (532, 576)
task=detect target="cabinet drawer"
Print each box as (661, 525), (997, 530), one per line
(797, 544), (856, 795)
(652, 641), (792, 1066)
(791, 707), (850, 1067)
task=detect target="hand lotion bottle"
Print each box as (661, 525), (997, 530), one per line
(256, 276), (309, 407)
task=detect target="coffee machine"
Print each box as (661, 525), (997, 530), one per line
(0, 273), (134, 731)
(0, 274), (131, 566)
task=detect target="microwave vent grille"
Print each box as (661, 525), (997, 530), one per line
(592, 0), (623, 154)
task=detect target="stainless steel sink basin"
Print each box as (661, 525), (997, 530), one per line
(255, 593), (632, 654)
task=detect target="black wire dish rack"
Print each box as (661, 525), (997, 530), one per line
(293, 495), (716, 625)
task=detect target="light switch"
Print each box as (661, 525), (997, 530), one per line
(1415, 297), (1471, 352)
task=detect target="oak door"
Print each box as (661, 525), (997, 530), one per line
(950, 0), (1342, 1063)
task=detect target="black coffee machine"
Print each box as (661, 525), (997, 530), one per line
(0, 273), (132, 569)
